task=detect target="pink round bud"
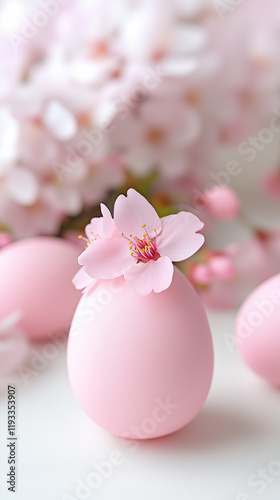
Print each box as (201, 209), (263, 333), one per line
(209, 255), (235, 280)
(190, 264), (213, 285)
(204, 186), (240, 220)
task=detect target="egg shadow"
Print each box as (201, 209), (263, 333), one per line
(133, 406), (268, 453)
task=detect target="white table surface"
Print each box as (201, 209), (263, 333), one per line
(0, 308), (279, 500)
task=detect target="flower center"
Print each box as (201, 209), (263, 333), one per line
(146, 127), (165, 145)
(78, 232), (100, 250)
(128, 224), (160, 263)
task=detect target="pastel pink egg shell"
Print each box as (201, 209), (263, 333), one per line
(68, 267), (214, 439)
(0, 237), (81, 341)
(235, 274), (280, 387)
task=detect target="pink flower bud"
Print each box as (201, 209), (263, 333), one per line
(190, 264), (213, 285)
(209, 255), (235, 280)
(204, 186), (240, 220)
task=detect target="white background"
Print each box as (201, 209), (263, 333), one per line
(0, 308), (280, 500)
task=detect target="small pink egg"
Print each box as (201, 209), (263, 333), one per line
(235, 274), (280, 386)
(0, 237), (81, 341)
(67, 268), (214, 439)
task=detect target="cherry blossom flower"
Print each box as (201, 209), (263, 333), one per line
(77, 189), (204, 295)
(110, 97), (201, 178)
(0, 184), (63, 239)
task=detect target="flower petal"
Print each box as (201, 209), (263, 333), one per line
(72, 268), (96, 290)
(100, 203), (115, 237)
(5, 168), (39, 206)
(85, 205), (117, 240)
(78, 237), (132, 279)
(124, 257), (174, 296)
(171, 25), (208, 54)
(157, 212), (204, 262)
(43, 99), (77, 141)
(114, 188), (162, 240)
(85, 217), (104, 240)
(159, 57), (198, 78)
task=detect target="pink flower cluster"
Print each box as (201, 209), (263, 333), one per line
(0, 0), (279, 239)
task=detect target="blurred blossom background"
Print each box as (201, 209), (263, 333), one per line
(0, 0), (280, 314)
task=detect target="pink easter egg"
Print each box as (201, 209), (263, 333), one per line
(0, 237), (81, 341)
(235, 274), (280, 386)
(67, 267), (214, 439)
